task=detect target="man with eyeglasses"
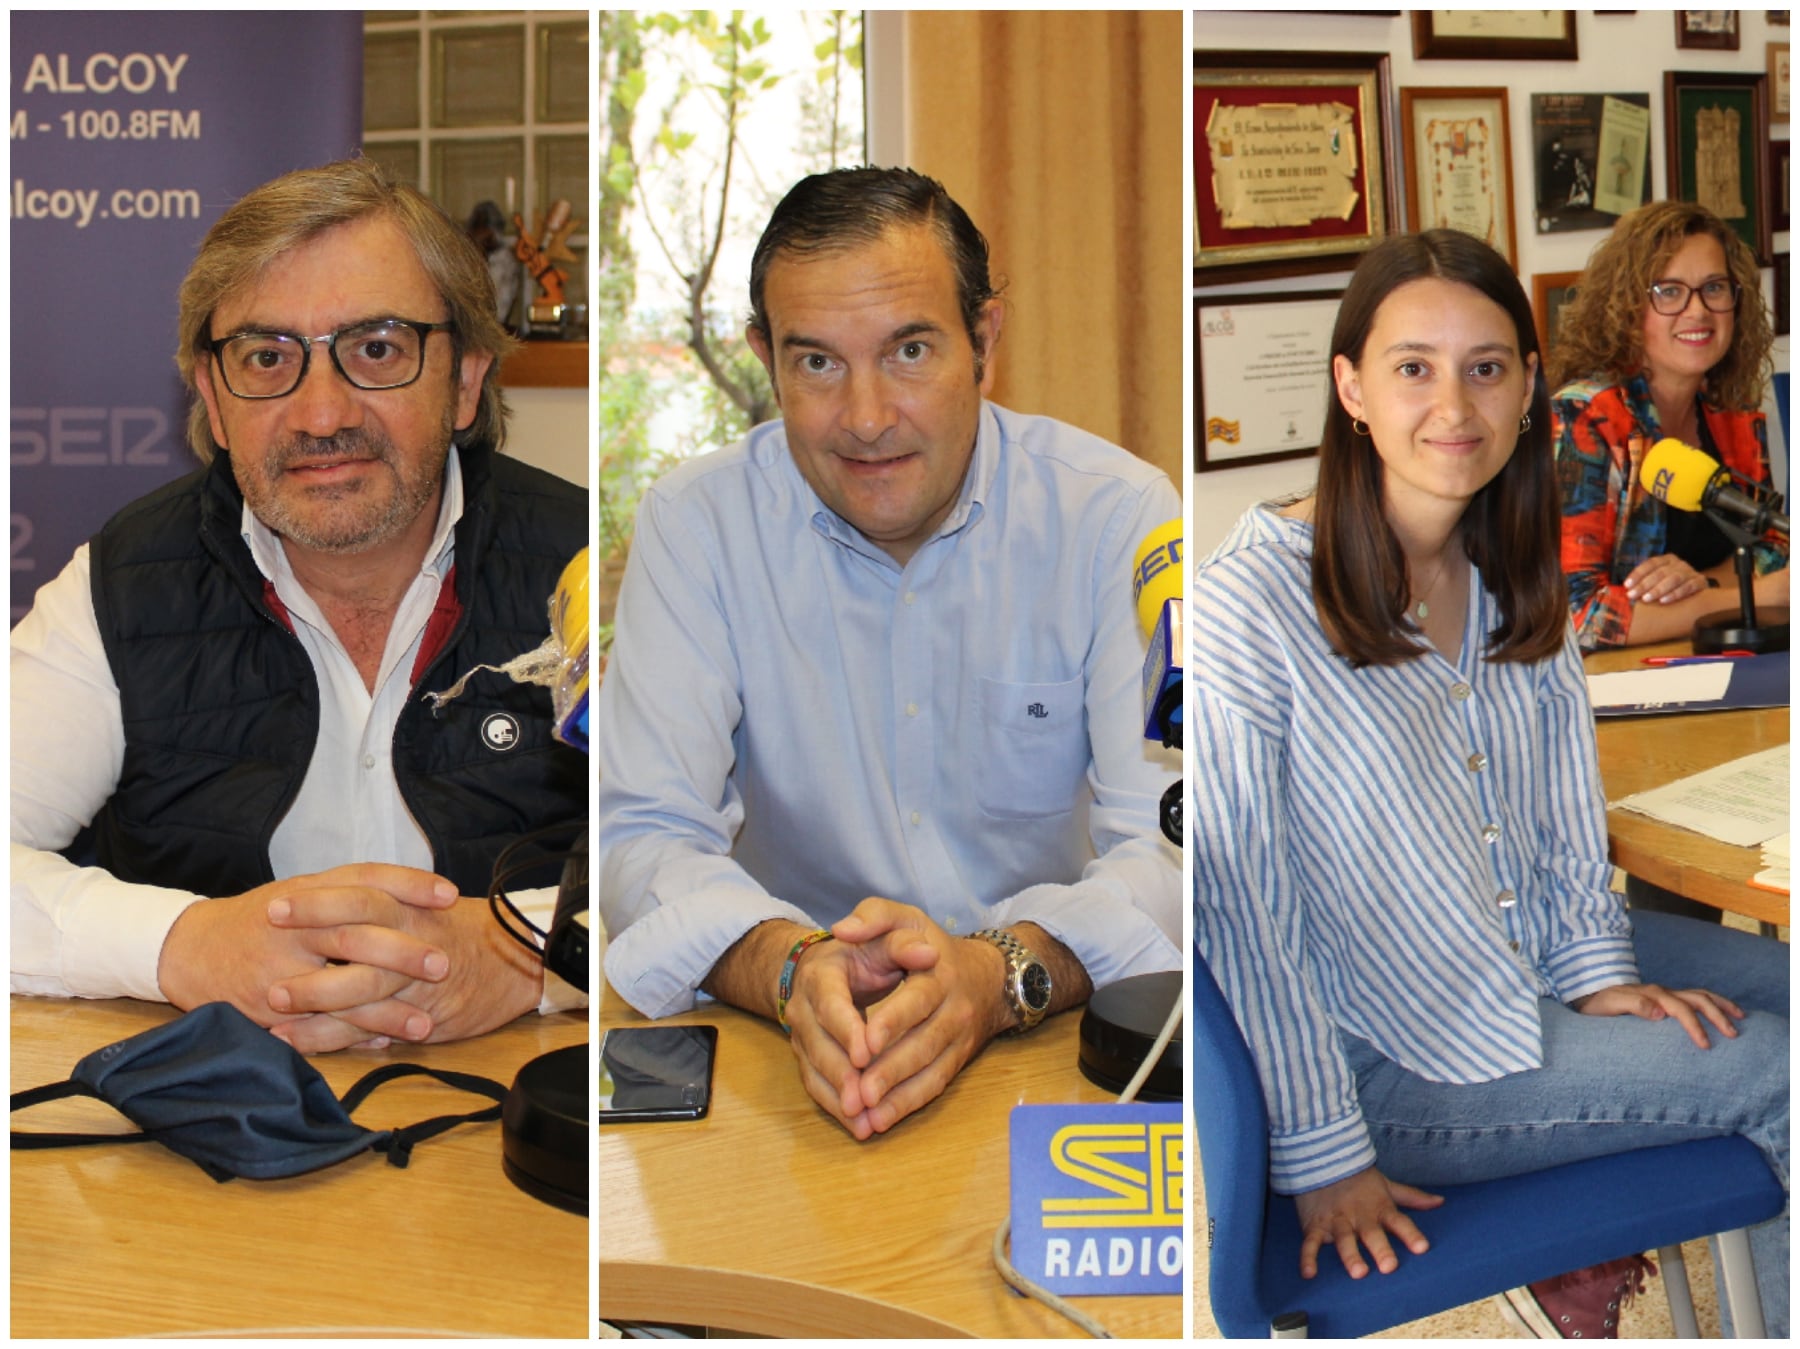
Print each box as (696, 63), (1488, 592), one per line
(11, 159), (587, 1051)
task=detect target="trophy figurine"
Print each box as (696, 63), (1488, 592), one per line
(513, 199), (583, 338)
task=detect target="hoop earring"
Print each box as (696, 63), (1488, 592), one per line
(1519, 412), (1532, 433)
(1351, 418), (1370, 436)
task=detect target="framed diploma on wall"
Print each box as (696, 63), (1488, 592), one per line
(1195, 291), (1341, 471)
(1400, 87), (1519, 267)
(1665, 70), (1773, 265)
(1411, 10), (1579, 61)
(1194, 51), (1397, 283)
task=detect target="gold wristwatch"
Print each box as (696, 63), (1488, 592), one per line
(970, 927), (1052, 1034)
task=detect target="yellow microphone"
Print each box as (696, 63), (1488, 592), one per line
(1132, 519), (1183, 747)
(1132, 519), (1183, 639)
(1640, 438), (1788, 536)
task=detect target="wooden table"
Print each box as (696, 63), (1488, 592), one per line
(1585, 641), (1789, 927)
(11, 997), (588, 1338)
(598, 981), (1180, 1338)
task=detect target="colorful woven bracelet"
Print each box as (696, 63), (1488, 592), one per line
(776, 929), (835, 1034)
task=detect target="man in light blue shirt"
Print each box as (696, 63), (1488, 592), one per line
(597, 168), (1179, 1141)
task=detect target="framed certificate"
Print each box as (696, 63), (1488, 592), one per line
(1665, 70), (1773, 265)
(1194, 51), (1397, 283)
(1195, 291), (1340, 471)
(1412, 11), (1579, 61)
(1400, 87), (1519, 266)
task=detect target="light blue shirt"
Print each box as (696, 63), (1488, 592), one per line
(1192, 506), (1637, 1193)
(599, 402), (1182, 1017)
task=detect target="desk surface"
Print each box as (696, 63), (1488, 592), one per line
(598, 982), (1180, 1338)
(11, 997), (588, 1338)
(1585, 642), (1789, 927)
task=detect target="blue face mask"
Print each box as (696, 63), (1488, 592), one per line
(11, 1002), (508, 1182)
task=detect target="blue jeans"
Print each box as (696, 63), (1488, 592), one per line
(1340, 913), (1789, 1336)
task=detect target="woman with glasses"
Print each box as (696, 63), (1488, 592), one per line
(1549, 200), (1787, 651)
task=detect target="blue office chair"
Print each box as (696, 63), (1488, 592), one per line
(1192, 947), (1784, 1338)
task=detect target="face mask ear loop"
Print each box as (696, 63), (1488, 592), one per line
(337, 1063), (508, 1169)
(10, 1078), (161, 1151)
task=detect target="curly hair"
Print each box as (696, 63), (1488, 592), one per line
(1548, 200), (1772, 410)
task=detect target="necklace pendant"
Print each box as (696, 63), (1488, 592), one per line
(1415, 599), (1429, 620)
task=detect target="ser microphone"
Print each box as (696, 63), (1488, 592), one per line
(1640, 438), (1789, 538)
(1132, 520), (1182, 748)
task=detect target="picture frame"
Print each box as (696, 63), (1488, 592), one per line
(1676, 11), (1740, 51)
(1774, 138), (1791, 233)
(1411, 11), (1578, 61)
(1400, 86), (1518, 266)
(1531, 269), (1584, 362)
(1193, 51), (1398, 283)
(1529, 93), (1652, 234)
(1770, 43), (1790, 121)
(1195, 290), (1341, 471)
(1665, 70), (1773, 265)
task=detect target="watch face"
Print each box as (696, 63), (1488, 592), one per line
(1021, 962), (1052, 1013)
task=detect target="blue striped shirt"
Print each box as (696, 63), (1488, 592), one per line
(1192, 506), (1637, 1193)
(599, 403), (1183, 1018)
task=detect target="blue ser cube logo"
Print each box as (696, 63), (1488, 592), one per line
(1008, 1102), (1186, 1296)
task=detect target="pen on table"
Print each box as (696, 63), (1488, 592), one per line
(1641, 651), (1756, 666)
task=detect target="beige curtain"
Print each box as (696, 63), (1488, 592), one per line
(902, 10), (1183, 482)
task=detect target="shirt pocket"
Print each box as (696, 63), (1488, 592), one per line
(975, 676), (1089, 820)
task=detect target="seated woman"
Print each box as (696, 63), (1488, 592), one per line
(1550, 200), (1787, 650)
(1192, 229), (1788, 1339)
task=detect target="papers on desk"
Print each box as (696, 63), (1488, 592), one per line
(1586, 651), (1790, 717)
(1586, 663), (1733, 711)
(1612, 745), (1790, 848)
(1753, 834), (1790, 895)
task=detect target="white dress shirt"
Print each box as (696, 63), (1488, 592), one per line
(598, 402), (1183, 1018)
(12, 445), (577, 1013)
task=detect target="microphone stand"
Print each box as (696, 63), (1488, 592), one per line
(1693, 503), (1789, 654)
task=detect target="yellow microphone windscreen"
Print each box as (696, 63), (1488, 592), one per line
(1639, 438), (1718, 512)
(1132, 519), (1183, 638)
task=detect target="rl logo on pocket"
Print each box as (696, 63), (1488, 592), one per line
(1007, 1103), (1186, 1296)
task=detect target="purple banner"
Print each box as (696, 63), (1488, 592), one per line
(10, 12), (364, 621)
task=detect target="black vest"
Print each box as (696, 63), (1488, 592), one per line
(85, 442), (587, 898)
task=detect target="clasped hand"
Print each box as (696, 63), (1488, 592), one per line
(782, 897), (1009, 1141)
(155, 862), (543, 1053)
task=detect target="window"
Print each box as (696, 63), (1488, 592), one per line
(363, 11), (590, 327)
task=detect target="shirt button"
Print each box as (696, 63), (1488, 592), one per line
(905, 701), (919, 717)
(361, 754), (377, 770)
(1451, 682), (1472, 701)
(1467, 752), (1488, 773)
(945, 917), (959, 933)
(1482, 823), (1501, 845)
(910, 810), (921, 826)
(1509, 940), (1521, 953)
(904, 591), (916, 605)
(1496, 890), (1517, 909)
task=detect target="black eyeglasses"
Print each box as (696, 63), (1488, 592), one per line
(206, 317), (455, 400)
(1646, 279), (1740, 316)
